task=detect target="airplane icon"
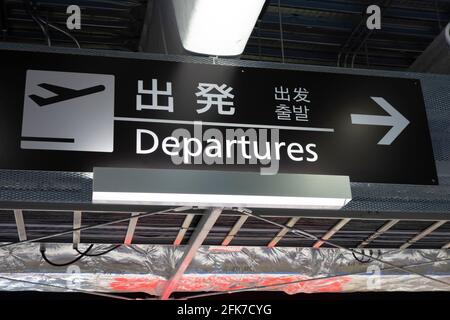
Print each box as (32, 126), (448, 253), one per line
(29, 83), (106, 106)
(22, 70), (115, 152)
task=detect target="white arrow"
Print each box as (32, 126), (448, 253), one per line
(350, 97), (410, 145)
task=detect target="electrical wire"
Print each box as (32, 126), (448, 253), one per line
(237, 210), (450, 289)
(179, 256), (450, 300)
(0, 275), (134, 300)
(36, 15), (81, 48)
(337, 19), (366, 67)
(75, 244), (121, 257)
(30, 11), (51, 46)
(3, 206), (448, 295)
(337, 0), (393, 67)
(22, 0), (51, 46)
(352, 249), (382, 263)
(1, 206), (448, 298)
(41, 244), (120, 267)
(348, 0), (394, 68)
(41, 244), (93, 267)
(0, 207), (189, 250)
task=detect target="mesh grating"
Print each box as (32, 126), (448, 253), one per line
(0, 170), (92, 203)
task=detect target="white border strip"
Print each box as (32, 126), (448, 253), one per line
(114, 117), (335, 133)
(93, 191), (350, 210)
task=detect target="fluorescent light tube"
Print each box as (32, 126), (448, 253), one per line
(93, 192), (350, 210)
(92, 168), (352, 210)
(171, 0), (266, 56)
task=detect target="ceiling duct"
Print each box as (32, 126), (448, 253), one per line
(410, 23), (450, 74)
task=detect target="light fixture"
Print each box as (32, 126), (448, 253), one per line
(171, 0), (266, 56)
(92, 168), (352, 210)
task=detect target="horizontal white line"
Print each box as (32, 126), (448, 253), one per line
(93, 191), (348, 210)
(114, 117), (335, 133)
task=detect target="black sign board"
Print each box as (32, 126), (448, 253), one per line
(0, 49), (438, 185)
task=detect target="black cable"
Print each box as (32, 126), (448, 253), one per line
(0, 207), (185, 249)
(41, 243), (120, 266)
(30, 12), (51, 46)
(238, 210), (450, 288)
(22, 0), (51, 46)
(348, 0), (394, 68)
(36, 15), (81, 48)
(352, 249), (382, 264)
(75, 244), (121, 257)
(40, 244), (93, 267)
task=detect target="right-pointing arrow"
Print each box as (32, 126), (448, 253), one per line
(351, 96), (410, 145)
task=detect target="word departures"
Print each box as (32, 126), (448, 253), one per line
(136, 127), (318, 164)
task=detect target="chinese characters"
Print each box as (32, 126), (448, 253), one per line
(136, 79), (235, 116)
(137, 79), (174, 112)
(196, 83), (235, 115)
(274, 86), (311, 121)
(135, 80), (311, 122)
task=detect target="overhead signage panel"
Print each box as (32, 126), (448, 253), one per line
(0, 49), (438, 185)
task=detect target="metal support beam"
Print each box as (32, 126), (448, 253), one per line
(400, 221), (447, 250)
(160, 207), (222, 300)
(313, 218), (351, 248)
(173, 214), (195, 246)
(267, 217), (300, 248)
(72, 211), (82, 249)
(358, 219), (399, 248)
(124, 212), (140, 245)
(13, 209), (27, 241)
(222, 215), (248, 246)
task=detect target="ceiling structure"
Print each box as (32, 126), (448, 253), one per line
(0, 0), (147, 51)
(1, 0), (449, 70)
(246, 0), (450, 69)
(0, 207), (449, 249)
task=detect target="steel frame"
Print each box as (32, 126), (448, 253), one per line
(160, 208), (222, 300)
(2, 206), (449, 251)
